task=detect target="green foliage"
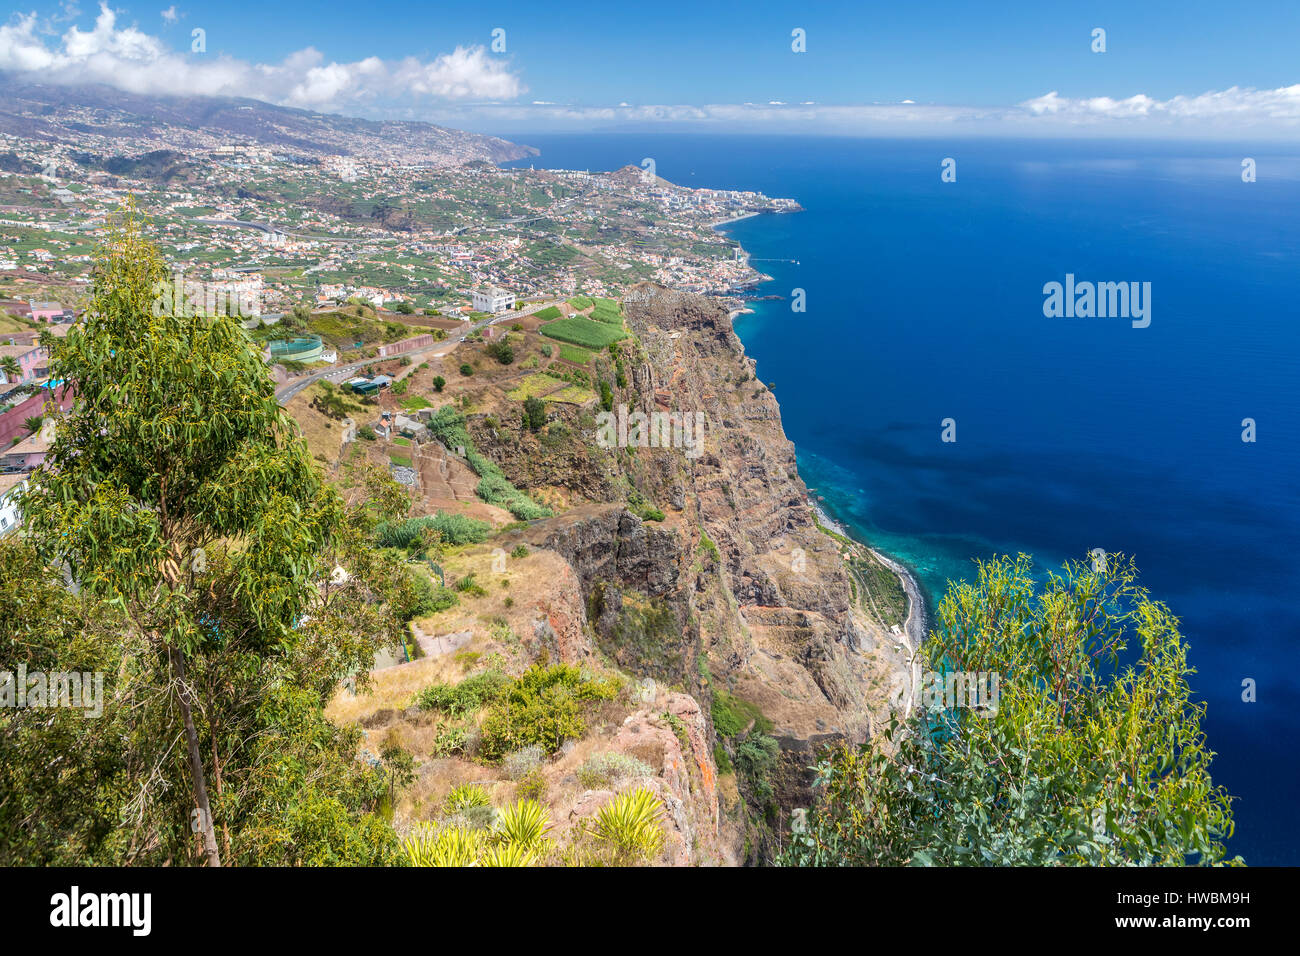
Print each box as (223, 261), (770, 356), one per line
(406, 572), (459, 617)
(533, 305), (563, 321)
(523, 396), (546, 432)
(494, 798), (552, 851)
(539, 343), (553, 358)
(454, 570), (487, 596)
(459, 363), (473, 376)
(558, 343), (594, 365)
(401, 824), (483, 866)
(6, 206), (403, 866)
(589, 787), (665, 864)
(599, 379), (614, 411)
(375, 512), (492, 550)
(478, 663), (620, 762)
(442, 783), (491, 816)
(516, 768), (548, 802)
(402, 799), (553, 867)
(510, 544), (529, 559)
(432, 375), (446, 391)
(485, 339), (514, 364)
(413, 669), (509, 717)
(699, 531), (720, 562)
(711, 689), (773, 738)
(713, 742), (734, 774)
(540, 316), (628, 349)
(783, 554), (1241, 867)
(733, 734), (779, 807)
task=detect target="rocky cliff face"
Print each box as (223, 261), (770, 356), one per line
(482, 285), (912, 861)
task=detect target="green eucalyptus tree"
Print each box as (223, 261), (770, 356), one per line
(783, 553), (1240, 866)
(8, 203), (409, 865)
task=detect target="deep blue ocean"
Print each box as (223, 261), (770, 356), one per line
(504, 134), (1300, 864)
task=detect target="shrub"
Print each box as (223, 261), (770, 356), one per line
(510, 545), (529, 559)
(407, 572), (459, 618)
(589, 787), (665, 864)
(493, 799), (552, 852)
(442, 783), (491, 816)
(414, 669), (510, 716)
(433, 375), (446, 391)
(479, 842), (538, 867)
(376, 512), (493, 550)
(523, 396), (546, 432)
(711, 689), (772, 738)
(501, 744), (545, 780)
(401, 824), (483, 866)
(577, 752), (654, 790)
(454, 571), (487, 597)
(539, 344), (553, 358)
(516, 768), (547, 802)
(459, 363), (473, 376)
(478, 664), (619, 761)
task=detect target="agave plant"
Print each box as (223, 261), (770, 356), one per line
(591, 787), (666, 864)
(493, 798), (552, 850)
(442, 782), (491, 816)
(479, 842), (539, 867)
(402, 824), (485, 867)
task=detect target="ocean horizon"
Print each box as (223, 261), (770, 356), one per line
(507, 133), (1300, 864)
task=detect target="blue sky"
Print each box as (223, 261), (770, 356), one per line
(4, 1), (1300, 136)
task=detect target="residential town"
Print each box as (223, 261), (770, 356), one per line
(0, 129), (799, 535)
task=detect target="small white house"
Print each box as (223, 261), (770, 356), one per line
(0, 475), (26, 535)
(472, 287), (515, 313)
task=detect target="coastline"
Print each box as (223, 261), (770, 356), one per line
(713, 211), (929, 654)
(808, 498), (928, 655)
(709, 210), (762, 228)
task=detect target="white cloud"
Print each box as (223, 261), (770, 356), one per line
(2, 5), (1297, 138)
(422, 88), (1300, 138)
(0, 3), (525, 108)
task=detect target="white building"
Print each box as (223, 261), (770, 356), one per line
(0, 475), (26, 535)
(472, 287), (515, 313)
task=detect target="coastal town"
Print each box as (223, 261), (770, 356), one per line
(0, 128), (799, 528)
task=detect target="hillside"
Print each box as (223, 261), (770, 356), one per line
(311, 285), (912, 864)
(0, 74), (538, 167)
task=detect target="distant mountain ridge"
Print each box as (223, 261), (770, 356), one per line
(0, 74), (537, 167)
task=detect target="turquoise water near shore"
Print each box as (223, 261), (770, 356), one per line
(505, 134), (1300, 864)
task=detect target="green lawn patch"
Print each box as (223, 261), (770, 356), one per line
(540, 316), (628, 349)
(533, 305), (563, 321)
(558, 343), (594, 365)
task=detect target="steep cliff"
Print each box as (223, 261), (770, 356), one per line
(324, 284), (912, 865)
